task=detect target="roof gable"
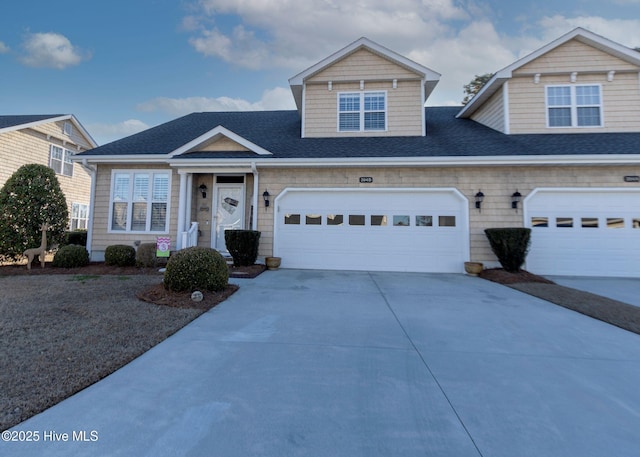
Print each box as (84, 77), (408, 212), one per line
(0, 114), (98, 147)
(170, 125), (272, 157)
(289, 37), (440, 112)
(458, 27), (640, 118)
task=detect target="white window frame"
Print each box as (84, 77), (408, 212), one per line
(108, 170), (171, 234)
(545, 84), (603, 128)
(70, 202), (89, 230)
(49, 144), (74, 177)
(337, 91), (387, 132)
(63, 121), (73, 136)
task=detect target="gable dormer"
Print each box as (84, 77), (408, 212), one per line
(289, 38), (440, 138)
(458, 28), (640, 134)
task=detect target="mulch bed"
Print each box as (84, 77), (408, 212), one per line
(480, 268), (640, 335)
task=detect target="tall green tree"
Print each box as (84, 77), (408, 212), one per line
(0, 164), (68, 262)
(462, 73), (494, 105)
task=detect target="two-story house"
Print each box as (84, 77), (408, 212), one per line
(0, 114), (97, 230)
(75, 28), (640, 277)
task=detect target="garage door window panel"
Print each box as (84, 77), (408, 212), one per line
(633, 218), (640, 229)
(532, 217), (548, 227)
(581, 218), (598, 228)
(607, 218), (624, 229)
(393, 215), (410, 226)
(556, 217), (573, 228)
(306, 215), (322, 225)
(349, 215), (365, 226)
(371, 215), (387, 226)
(327, 214), (343, 226)
(416, 216), (433, 227)
(439, 216), (456, 227)
(285, 214), (301, 225)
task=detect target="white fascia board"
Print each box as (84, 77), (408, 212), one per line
(249, 154), (640, 168)
(71, 154), (170, 164)
(68, 114), (98, 148)
(0, 114), (70, 135)
(169, 125), (272, 157)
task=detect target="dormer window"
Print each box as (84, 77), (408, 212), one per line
(546, 85), (602, 128)
(338, 91), (387, 132)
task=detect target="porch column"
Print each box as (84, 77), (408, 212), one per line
(176, 171), (188, 250)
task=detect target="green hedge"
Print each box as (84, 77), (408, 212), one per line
(224, 230), (261, 266)
(52, 244), (90, 268)
(104, 244), (136, 267)
(484, 228), (531, 273)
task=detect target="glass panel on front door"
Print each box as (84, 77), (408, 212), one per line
(214, 185), (244, 252)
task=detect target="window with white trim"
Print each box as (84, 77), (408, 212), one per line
(338, 91), (387, 132)
(71, 203), (89, 230)
(49, 145), (74, 177)
(109, 171), (170, 232)
(546, 85), (602, 127)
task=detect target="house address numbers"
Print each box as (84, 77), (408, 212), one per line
(624, 176), (640, 183)
(359, 177), (374, 183)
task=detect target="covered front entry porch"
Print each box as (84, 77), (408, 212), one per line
(173, 167), (259, 254)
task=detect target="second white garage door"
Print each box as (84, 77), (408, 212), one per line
(274, 188), (469, 272)
(525, 188), (640, 277)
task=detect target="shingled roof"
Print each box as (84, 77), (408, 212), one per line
(76, 107), (640, 161)
(0, 114), (66, 131)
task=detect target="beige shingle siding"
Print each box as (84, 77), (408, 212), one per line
(0, 123), (92, 222)
(470, 88), (505, 133)
(303, 48), (425, 137)
(514, 39), (639, 74)
(90, 164), (179, 256)
(255, 165), (640, 264)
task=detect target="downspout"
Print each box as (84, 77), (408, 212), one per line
(81, 159), (97, 261)
(251, 162), (259, 231)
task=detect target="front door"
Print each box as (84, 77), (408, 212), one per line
(213, 183), (245, 253)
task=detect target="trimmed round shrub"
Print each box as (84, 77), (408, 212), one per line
(136, 242), (157, 268)
(52, 244), (90, 268)
(224, 230), (261, 266)
(105, 244), (136, 267)
(484, 228), (531, 273)
(164, 247), (229, 292)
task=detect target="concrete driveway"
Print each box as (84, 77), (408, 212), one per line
(5, 270), (640, 457)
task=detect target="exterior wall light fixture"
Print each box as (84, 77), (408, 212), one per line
(262, 190), (271, 208)
(511, 190), (522, 211)
(199, 184), (207, 198)
(474, 190), (484, 211)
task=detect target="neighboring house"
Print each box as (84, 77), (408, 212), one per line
(75, 28), (640, 277)
(0, 114), (97, 231)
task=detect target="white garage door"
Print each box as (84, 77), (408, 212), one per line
(274, 188), (469, 272)
(525, 189), (640, 277)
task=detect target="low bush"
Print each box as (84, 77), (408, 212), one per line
(224, 230), (261, 266)
(65, 230), (87, 247)
(164, 247), (229, 292)
(136, 243), (157, 268)
(104, 244), (136, 267)
(52, 245), (90, 268)
(484, 228), (531, 273)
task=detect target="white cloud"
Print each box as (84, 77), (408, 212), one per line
(88, 119), (150, 145)
(137, 87), (295, 116)
(0, 41), (9, 54)
(19, 32), (89, 69)
(537, 16), (640, 49)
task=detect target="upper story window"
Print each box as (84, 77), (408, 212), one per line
(109, 171), (170, 233)
(49, 145), (74, 177)
(338, 91), (387, 132)
(546, 85), (602, 128)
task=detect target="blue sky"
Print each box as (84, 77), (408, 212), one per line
(2, 0), (640, 145)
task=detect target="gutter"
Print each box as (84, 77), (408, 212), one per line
(81, 159), (97, 260)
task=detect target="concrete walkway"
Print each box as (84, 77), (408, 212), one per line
(549, 275), (640, 308)
(4, 270), (640, 457)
